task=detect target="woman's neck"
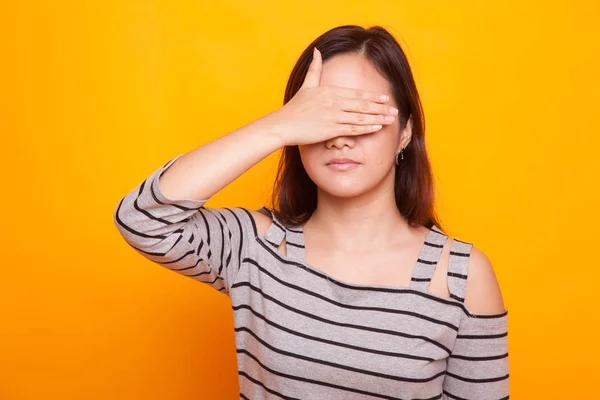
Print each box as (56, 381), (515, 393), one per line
(305, 186), (412, 252)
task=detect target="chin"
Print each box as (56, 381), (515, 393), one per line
(312, 175), (371, 199)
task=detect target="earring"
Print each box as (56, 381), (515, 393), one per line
(395, 148), (405, 165)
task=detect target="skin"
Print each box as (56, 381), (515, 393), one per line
(251, 53), (506, 315)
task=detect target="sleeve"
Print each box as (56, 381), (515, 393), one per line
(112, 154), (256, 295)
(442, 309), (510, 400)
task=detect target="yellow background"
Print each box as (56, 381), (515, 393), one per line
(2, 1), (598, 398)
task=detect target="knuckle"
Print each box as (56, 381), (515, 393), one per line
(361, 100), (370, 111)
(332, 97), (342, 110)
(357, 113), (365, 122)
(325, 109), (334, 122)
(355, 90), (363, 99)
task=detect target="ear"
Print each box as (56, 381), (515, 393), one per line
(396, 114), (413, 153)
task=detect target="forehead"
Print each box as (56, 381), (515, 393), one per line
(320, 53), (391, 94)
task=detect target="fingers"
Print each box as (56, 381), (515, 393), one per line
(336, 124), (384, 136)
(301, 47), (322, 89)
(337, 111), (396, 126)
(336, 87), (391, 104)
(338, 98), (398, 116)
(329, 89), (398, 137)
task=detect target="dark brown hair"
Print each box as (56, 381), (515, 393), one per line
(270, 25), (443, 231)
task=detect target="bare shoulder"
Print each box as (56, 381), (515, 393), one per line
(464, 245), (507, 315)
(246, 208), (273, 238)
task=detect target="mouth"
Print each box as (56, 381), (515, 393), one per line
(326, 158), (359, 165)
(326, 159), (360, 171)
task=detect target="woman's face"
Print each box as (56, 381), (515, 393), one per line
(298, 52), (411, 199)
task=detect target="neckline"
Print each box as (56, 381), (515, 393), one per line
(251, 211), (508, 317)
(280, 220), (446, 293)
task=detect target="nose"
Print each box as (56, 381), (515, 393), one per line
(325, 135), (356, 150)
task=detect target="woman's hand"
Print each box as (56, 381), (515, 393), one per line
(265, 47), (399, 147)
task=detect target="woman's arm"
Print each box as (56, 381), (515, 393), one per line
(157, 116), (285, 202)
(442, 247), (510, 399)
(113, 154), (259, 294)
(112, 118), (291, 294)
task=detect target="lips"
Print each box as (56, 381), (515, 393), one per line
(326, 157), (360, 172)
(326, 158), (359, 165)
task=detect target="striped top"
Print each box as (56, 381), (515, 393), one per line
(113, 154), (510, 400)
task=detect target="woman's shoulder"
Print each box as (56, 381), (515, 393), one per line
(243, 207), (275, 239)
(461, 243), (507, 316)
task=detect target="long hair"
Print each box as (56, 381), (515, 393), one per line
(270, 25), (443, 231)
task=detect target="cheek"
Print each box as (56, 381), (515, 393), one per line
(298, 144), (317, 160)
(362, 131), (398, 168)
(298, 145), (321, 173)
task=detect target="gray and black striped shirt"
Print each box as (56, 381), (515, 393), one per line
(113, 154), (509, 400)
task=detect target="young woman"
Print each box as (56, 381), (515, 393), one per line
(114, 25), (509, 400)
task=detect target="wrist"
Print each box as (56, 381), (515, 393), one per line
(255, 110), (290, 148)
